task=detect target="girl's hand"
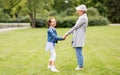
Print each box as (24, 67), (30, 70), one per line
(63, 35), (67, 40)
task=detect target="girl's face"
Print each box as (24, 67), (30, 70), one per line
(77, 10), (84, 16)
(50, 18), (56, 27)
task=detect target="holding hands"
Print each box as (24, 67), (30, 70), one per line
(63, 34), (67, 40)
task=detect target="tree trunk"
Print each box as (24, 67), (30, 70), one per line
(29, 13), (35, 28)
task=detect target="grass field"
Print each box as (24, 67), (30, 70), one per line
(0, 26), (120, 75)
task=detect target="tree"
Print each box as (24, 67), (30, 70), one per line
(104, 0), (120, 23)
(12, 0), (53, 28)
(52, 0), (74, 13)
(0, 0), (53, 28)
(0, 0), (21, 18)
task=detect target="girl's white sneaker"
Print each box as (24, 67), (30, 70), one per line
(51, 66), (59, 72)
(51, 68), (59, 72)
(47, 65), (51, 69)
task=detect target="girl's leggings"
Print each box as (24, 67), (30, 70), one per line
(49, 49), (56, 61)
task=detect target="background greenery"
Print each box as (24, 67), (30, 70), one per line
(0, 0), (119, 28)
(0, 26), (120, 75)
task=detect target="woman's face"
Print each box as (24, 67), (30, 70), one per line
(77, 10), (84, 16)
(50, 18), (56, 27)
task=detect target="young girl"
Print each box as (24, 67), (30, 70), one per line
(46, 18), (64, 72)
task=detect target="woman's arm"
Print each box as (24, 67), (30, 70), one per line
(64, 17), (85, 36)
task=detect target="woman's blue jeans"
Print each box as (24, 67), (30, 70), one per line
(75, 47), (83, 68)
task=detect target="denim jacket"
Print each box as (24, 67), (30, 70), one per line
(47, 26), (64, 43)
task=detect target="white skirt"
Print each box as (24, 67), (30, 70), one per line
(46, 42), (55, 51)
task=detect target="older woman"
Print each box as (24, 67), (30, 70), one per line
(64, 4), (88, 70)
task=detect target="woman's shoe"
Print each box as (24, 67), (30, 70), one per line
(75, 66), (83, 71)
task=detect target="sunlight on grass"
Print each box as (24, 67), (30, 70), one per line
(0, 26), (120, 75)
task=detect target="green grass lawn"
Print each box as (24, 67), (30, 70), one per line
(0, 26), (120, 75)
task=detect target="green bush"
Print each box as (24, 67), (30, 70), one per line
(0, 19), (16, 23)
(35, 19), (46, 27)
(37, 14), (109, 28)
(87, 7), (100, 16)
(0, 18), (30, 23)
(48, 10), (58, 16)
(88, 16), (110, 26)
(55, 16), (77, 28)
(87, 7), (110, 26)
(66, 8), (76, 16)
(18, 18), (30, 23)
(61, 16), (77, 28)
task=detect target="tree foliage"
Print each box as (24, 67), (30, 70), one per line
(0, 0), (21, 17)
(104, 0), (120, 23)
(0, 0), (53, 27)
(52, 0), (74, 13)
(0, 0), (119, 26)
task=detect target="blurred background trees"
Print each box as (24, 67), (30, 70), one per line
(0, 0), (53, 27)
(0, 0), (119, 28)
(104, 0), (120, 23)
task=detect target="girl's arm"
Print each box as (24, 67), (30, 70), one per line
(49, 29), (64, 41)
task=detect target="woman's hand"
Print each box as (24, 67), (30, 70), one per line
(63, 35), (67, 40)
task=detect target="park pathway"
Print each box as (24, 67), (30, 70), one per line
(0, 27), (29, 32)
(0, 24), (119, 32)
(109, 24), (120, 26)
